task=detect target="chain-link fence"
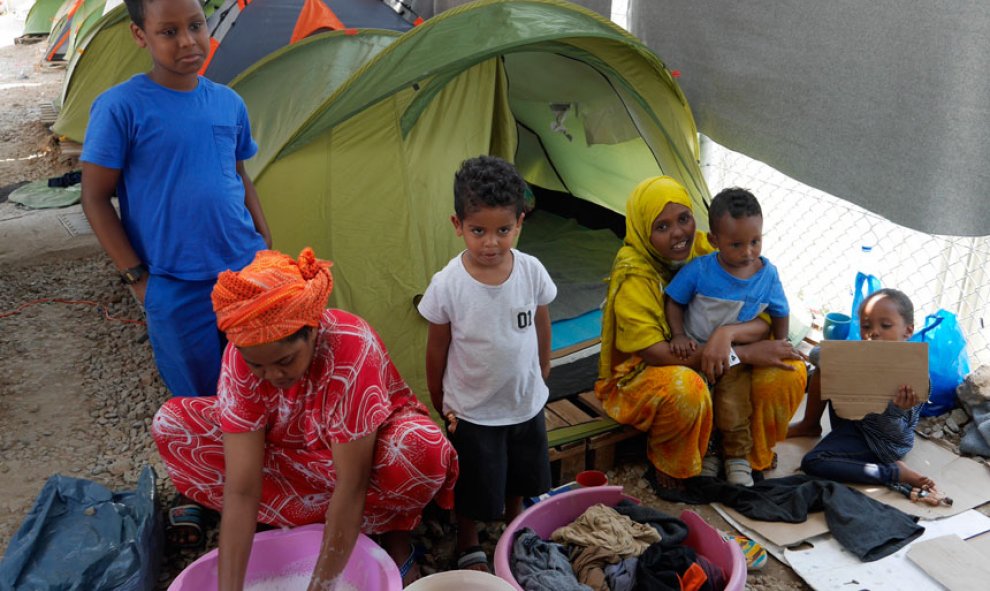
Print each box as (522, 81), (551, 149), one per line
(699, 137), (989, 369)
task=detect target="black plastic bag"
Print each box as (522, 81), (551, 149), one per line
(0, 465), (162, 591)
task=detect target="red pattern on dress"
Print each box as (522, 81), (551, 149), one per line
(153, 309), (457, 533)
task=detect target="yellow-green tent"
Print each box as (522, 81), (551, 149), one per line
(45, 0), (106, 62)
(23, 0), (64, 36)
(230, 0), (710, 398)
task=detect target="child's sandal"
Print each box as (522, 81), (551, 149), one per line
(722, 533), (768, 570)
(724, 458), (754, 487)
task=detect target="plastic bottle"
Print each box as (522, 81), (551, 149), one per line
(858, 245), (879, 282)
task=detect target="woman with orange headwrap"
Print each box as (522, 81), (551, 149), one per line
(152, 248), (457, 589)
(596, 177), (806, 492)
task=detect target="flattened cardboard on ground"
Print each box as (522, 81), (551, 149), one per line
(784, 511), (990, 591)
(907, 534), (990, 591)
(716, 434), (990, 548)
(968, 530), (990, 556)
(820, 340), (929, 419)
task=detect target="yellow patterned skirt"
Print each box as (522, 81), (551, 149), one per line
(595, 357), (806, 477)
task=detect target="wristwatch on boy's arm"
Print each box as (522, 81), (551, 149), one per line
(119, 264), (147, 285)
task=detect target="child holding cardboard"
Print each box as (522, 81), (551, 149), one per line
(799, 289), (939, 495)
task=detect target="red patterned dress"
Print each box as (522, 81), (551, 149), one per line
(152, 309), (458, 533)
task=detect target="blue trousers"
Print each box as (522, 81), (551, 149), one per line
(144, 275), (225, 397)
(800, 412), (899, 486)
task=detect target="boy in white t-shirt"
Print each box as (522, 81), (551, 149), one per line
(418, 155), (557, 573)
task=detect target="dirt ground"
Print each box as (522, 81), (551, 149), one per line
(0, 34), (810, 590)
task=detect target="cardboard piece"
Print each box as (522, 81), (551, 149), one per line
(820, 340), (929, 419)
(716, 434), (990, 548)
(907, 534), (990, 590)
(784, 511), (990, 591)
(968, 530), (990, 557)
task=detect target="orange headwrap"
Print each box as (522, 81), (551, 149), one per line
(212, 247), (333, 347)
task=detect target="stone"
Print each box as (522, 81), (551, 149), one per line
(950, 408), (971, 426)
(957, 364), (990, 410)
(111, 458), (133, 476)
(945, 419), (960, 433)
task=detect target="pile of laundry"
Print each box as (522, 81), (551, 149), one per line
(510, 501), (727, 591)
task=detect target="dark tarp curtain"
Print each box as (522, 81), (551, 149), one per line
(628, 0), (990, 237)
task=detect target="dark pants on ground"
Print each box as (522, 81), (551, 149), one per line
(801, 410), (899, 486)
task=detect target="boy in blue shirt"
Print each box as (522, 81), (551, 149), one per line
(81, 0), (271, 399)
(664, 188), (789, 486)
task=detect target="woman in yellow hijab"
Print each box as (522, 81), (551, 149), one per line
(596, 177), (806, 488)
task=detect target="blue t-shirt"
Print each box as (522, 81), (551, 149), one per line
(81, 74), (266, 280)
(665, 253), (789, 343)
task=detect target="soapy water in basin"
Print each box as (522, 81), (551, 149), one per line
(244, 572), (359, 591)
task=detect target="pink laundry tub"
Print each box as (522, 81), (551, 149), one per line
(493, 485), (746, 591)
(168, 523), (401, 590)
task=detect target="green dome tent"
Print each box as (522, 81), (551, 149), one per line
(53, 5), (149, 139)
(52, 0), (412, 141)
(229, 0), (711, 398)
(45, 0), (107, 62)
(23, 0), (65, 36)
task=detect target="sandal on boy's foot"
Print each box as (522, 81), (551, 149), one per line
(724, 458), (754, 487)
(723, 534), (768, 570)
(166, 502), (206, 550)
(456, 545), (491, 572)
(700, 454), (720, 478)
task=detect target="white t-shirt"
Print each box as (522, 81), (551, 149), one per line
(417, 249), (557, 426)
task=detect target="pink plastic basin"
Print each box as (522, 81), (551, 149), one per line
(493, 485), (746, 591)
(168, 523), (402, 590)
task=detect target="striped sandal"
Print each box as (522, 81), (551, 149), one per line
(724, 534), (768, 570)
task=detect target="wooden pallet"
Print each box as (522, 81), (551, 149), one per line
(39, 101), (59, 125)
(544, 391), (641, 484)
(15, 34), (47, 46)
(59, 140), (82, 161)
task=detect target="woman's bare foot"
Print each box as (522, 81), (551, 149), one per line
(786, 420), (822, 439)
(896, 461), (935, 489)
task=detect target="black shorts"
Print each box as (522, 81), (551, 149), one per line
(449, 411), (551, 521)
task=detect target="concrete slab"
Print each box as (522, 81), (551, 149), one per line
(0, 201), (101, 266)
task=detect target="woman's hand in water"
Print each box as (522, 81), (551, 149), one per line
(893, 385), (919, 409)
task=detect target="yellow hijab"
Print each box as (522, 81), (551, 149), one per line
(598, 176), (712, 379)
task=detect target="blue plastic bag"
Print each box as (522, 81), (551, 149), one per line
(0, 466), (161, 591)
(909, 310), (972, 416)
(847, 272), (882, 340)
